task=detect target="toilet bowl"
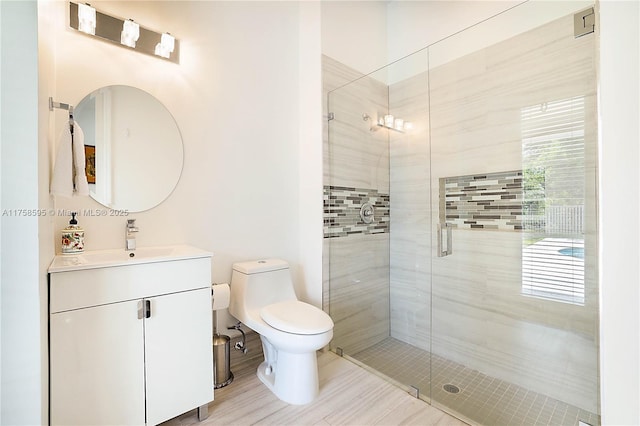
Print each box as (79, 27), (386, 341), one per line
(229, 259), (334, 405)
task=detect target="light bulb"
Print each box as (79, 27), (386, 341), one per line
(155, 33), (175, 58)
(78, 3), (96, 35)
(384, 115), (394, 128)
(121, 19), (140, 48)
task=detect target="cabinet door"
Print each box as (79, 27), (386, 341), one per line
(50, 300), (145, 426)
(144, 288), (213, 425)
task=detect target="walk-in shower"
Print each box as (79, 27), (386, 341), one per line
(323, 2), (599, 425)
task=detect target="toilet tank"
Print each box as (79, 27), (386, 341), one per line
(229, 259), (298, 316)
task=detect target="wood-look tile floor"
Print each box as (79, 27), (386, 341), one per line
(162, 332), (467, 426)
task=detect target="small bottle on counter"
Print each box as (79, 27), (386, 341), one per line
(61, 212), (84, 254)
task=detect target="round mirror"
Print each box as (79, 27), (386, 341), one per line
(75, 85), (184, 212)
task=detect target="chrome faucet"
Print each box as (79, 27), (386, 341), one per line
(126, 219), (139, 251)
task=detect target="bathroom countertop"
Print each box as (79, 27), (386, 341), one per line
(48, 244), (213, 273)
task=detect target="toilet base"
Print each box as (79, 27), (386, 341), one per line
(256, 338), (320, 405)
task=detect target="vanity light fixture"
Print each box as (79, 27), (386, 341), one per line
(69, 2), (180, 64)
(77, 3), (96, 35)
(377, 114), (413, 133)
(121, 19), (140, 48)
(154, 33), (175, 59)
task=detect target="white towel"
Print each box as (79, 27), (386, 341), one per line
(72, 123), (89, 196)
(50, 120), (89, 197)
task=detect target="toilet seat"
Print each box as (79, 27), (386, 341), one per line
(260, 300), (333, 335)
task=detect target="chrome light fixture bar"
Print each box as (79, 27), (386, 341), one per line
(69, 2), (180, 64)
(377, 114), (413, 133)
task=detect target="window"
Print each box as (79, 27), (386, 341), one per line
(521, 97), (585, 305)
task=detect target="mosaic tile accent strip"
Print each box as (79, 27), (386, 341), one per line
(324, 185), (390, 238)
(442, 171), (523, 231)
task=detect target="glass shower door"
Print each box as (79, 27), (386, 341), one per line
(325, 52), (432, 400)
(325, 65), (393, 363)
(428, 4), (599, 425)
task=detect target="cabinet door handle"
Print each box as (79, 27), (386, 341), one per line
(138, 299), (152, 319)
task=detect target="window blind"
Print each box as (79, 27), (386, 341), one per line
(521, 96), (585, 305)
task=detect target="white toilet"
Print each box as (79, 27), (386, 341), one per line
(229, 259), (334, 405)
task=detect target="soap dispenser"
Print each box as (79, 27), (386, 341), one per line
(61, 212), (85, 254)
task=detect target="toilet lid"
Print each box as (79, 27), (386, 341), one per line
(260, 300), (334, 335)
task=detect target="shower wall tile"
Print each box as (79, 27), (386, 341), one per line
(322, 238), (330, 314)
(323, 185), (389, 238)
(324, 58), (389, 192)
(327, 233), (390, 354)
(442, 170), (523, 231)
(322, 56), (391, 355)
(322, 54), (367, 94)
(431, 231), (599, 413)
(428, 13), (598, 413)
(388, 70), (432, 351)
(322, 55), (368, 194)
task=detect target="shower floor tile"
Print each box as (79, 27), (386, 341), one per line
(351, 337), (600, 426)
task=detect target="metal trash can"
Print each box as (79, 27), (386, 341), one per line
(213, 333), (233, 388)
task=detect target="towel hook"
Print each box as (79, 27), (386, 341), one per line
(49, 96), (73, 112)
(49, 97), (75, 134)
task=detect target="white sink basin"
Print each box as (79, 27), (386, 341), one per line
(48, 245), (212, 272)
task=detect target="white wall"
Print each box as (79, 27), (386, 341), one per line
(0, 1), (43, 424)
(598, 0), (640, 423)
(386, 0), (593, 85)
(47, 1), (321, 308)
(297, 1), (323, 305)
(37, 1), (58, 422)
(0, 3), (321, 423)
(321, 1), (388, 75)
(386, 0), (521, 62)
(322, 1), (575, 83)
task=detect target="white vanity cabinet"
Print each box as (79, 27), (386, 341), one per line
(49, 246), (214, 426)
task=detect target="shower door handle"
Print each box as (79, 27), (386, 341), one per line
(437, 223), (453, 257)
